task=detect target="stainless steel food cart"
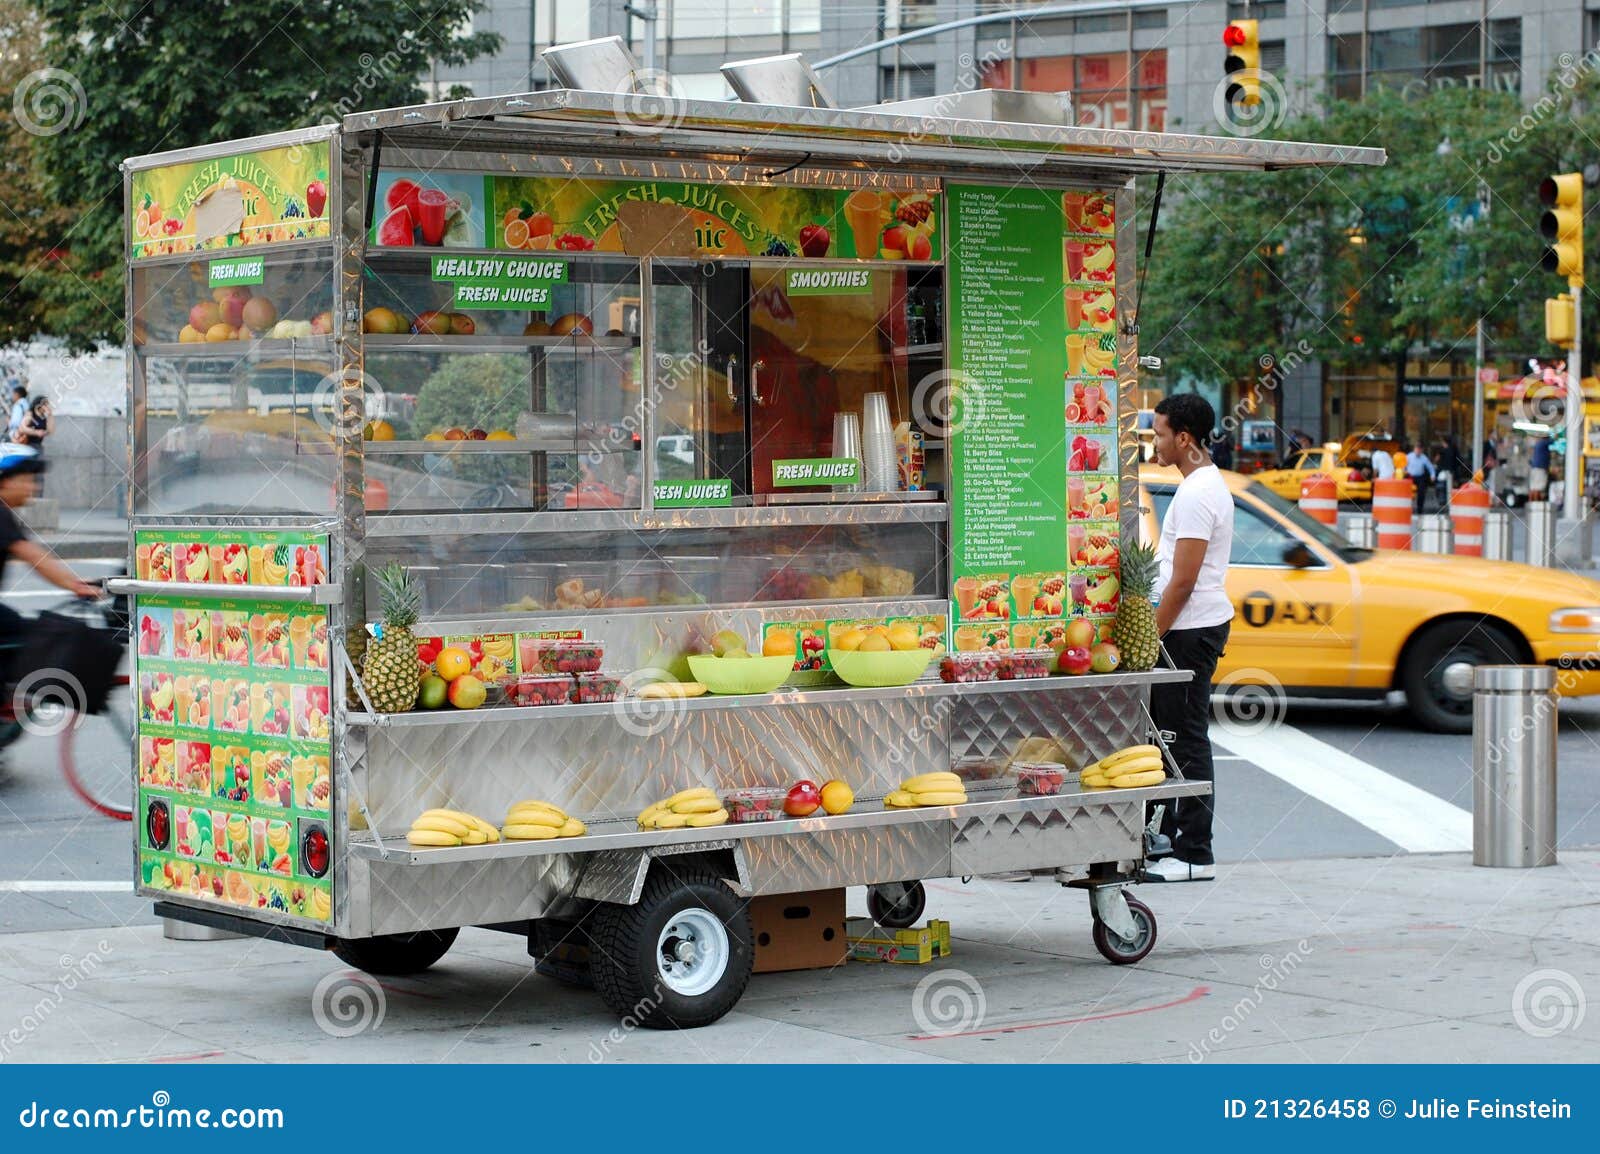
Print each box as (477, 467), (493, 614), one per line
(114, 64), (1381, 1029)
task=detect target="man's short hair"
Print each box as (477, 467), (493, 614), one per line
(1154, 393), (1216, 445)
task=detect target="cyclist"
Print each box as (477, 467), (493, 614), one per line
(1, 445), (99, 643)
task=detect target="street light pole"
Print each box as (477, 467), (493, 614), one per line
(1566, 283), (1585, 519)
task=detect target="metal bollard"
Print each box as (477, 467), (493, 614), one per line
(1525, 501), (1556, 566)
(1341, 512), (1376, 548)
(1481, 510), (1513, 561)
(1473, 666), (1557, 868)
(1414, 513), (1453, 554)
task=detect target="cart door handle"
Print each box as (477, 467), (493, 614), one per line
(725, 355), (739, 405)
(751, 359), (767, 407)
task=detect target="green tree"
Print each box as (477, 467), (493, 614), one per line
(24, 0), (500, 351)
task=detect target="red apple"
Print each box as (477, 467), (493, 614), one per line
(310, 311), (334, 334)
(412, 310), (451, 335)
(784, 780), (822, 817)
(881, 225), (908, 253)
(189, 301), (222, 331)
(306, 179), (327, 218)
(466, 428), (488, 440)
(797, 223), (830, 258)
(1057, 646), (1092, 675)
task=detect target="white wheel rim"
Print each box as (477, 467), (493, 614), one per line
(656, 907), (729, 997)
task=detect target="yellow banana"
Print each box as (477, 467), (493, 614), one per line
(509, 799), (566, 816)
(637, 801), (666, 822)
(884, 790), (917, 807)
(900, 772), (962, 793)
(1094, 745), (1160, 769)
(463, 829), (487, 845)
(559, 818), (586, 837)
(505, 808), (564, 829)
(1080, 773), (1110, 788)
(1103, 756), (1165, 780)
(653, 812), (691, 829)
(418, 807), (481, 826)
(502, 823), (560, 840)
(637, 681), (707, 699)
(406, 829), (460, 847)
(909, 790), (967, 806)
(671, 796), (723, 815)
(686, 809), (729, 827)
(666, 787), (716, 807)
(410, 813), (471, 838)
(1111, 768), (1167, 788)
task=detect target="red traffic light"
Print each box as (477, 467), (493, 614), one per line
(1223, 25), (1248, 47)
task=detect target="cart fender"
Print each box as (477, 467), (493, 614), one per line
(572, 841), (749, 906)
(1090, 886), (1140, 944)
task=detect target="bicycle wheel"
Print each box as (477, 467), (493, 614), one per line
(59, 675), (133, 820)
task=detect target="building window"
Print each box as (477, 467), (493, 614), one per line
(1228, 2), (1286, 19)
(1133, 9), (1167, 30)
(980, 48), (1168, 132)
(881, 64), (937, 102)
(1325, 19), (1520, 100)
(887, 0), (939, 29)
(788, 0), (822, 35)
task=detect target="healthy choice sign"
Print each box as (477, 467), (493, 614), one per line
(431, 255), (569, 310)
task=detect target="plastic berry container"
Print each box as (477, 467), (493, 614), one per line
(528, 639), (604, 675)
(509, 675), (574, 707)
(574, 672), (622, 703)
(1000, 648), (1055, 680)
(722, 787), (788, 823)
(1014, 762), (1068, 796)
(939, 652), (1001, 683)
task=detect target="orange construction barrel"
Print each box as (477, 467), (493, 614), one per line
(1298, 473), (1338, 526)
(1450, 480), (1490, 557)
(1373, 477), (1414, 550)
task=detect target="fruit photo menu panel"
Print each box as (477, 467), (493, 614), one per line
(1063, 188), (1121, 645)
(132, 529), (334, 924)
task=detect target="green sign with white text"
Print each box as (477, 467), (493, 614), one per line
(771, 458), (860, 487)
(208, 257), (266, 287)
(786, 268), (875, 296)
(431, 255), (569, 311)
(653, 480), (733, 508)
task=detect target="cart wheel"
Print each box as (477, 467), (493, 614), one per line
(1091, 896), (1157, 965)
(589, 865), (752, 1030)
(330, 927), (458, 975)
(866, 880), (926, 929)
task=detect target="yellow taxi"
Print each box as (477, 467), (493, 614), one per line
(1140, 465), (1600, 732)
(1252, 435), (1400, 504)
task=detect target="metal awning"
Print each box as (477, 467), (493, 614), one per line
(343, 89), (1384, 177)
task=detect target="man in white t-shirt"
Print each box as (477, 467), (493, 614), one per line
(1144, 394), (1234, 882)
(1371, 447), (1394, 481)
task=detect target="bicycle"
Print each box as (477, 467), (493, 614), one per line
(0, 581), (133, 821)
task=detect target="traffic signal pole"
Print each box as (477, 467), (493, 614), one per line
(1567, 284), (1584, 519)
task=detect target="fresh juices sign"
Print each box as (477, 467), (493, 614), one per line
(492, 176), (939, 260)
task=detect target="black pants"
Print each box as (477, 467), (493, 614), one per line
(1411, 477), (1428, 513)
(1149, 621), (1230, 866)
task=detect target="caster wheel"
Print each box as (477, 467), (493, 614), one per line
(867, 880), (926, 928)
(331, 927), (458, 975)
(1092, 895), (1156, 965)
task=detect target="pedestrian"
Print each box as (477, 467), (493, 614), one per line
(0, 446), (98, 644)
(1482, 436), (1498, 491)
(1529, 434), (1551, 502)
(1371, 444), (1395, 481)
(5, 385), (26, 442)
(1209, 428), (1233, 470)
(1405, 443), (1435, 512)
(1144, 393), (1234, 883)
(12, 396), (53, 495)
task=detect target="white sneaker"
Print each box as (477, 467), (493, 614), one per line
(1141, 857), (1215, 883)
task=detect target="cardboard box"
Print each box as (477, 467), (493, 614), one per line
(750, 889), (847, 973)
(845, 917), (953, 964)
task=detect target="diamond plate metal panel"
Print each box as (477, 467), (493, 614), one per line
(737, 822), (949, 895)
(949, 683), (1149, 770)
(349, 851), (582, 937)
(950, 800), (1142, 876)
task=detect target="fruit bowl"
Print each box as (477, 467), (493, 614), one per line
(828, 648), (934, 688)
(687, 654), (795, 695)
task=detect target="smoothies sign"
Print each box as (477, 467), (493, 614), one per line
(492, 176), (938, 260)
(130, 141), (331, 260)
(946, 183), (1119, 653)
(132, 530), (334, 924)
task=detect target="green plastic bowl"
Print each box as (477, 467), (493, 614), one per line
(687, 654), (795, 695)
(828, 648), (934, 688)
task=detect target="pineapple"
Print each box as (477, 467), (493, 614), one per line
(361, 564), (420, 712)
(1112, 540), (1160, 671)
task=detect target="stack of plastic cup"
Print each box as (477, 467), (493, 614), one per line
(832, 412), (864, 493)
(861, 392), (897, 492)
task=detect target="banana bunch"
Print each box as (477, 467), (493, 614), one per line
(884, 772), (968, 808)
(407, 809), (501, 847)
(502, 799), (587, 840)
(261, 551), (290, 585)
(1081, 745), (1167, 789)
(637, 787), (729, 830)
(1083, 338), (1116, 374)
(636, 681), (707, 700)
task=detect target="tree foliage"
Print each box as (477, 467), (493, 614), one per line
(22, 0), (501, 351)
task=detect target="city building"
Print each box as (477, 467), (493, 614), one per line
(431, 1), (1600, 450)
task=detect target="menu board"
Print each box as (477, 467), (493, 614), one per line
(132, 530), (334, 924)
(947, 184), (1120, 655)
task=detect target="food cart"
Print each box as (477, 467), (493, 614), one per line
(112, 57), (1380, 1029)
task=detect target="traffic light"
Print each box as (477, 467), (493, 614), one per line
(1539, 172), (1584, 286)
(1223, 20), (1261, 107)
(1546, 293), (1576, 349)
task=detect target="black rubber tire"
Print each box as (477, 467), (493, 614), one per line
(1400, 619), (1523, 734)
(1091, 895), (1157, 965)
(589, 865), (753, 1030)
(867, 880), (926, 928)
(330, 927), (459, 975)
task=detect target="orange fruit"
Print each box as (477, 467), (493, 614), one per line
(434, 646), (472, 681)
(503, 218), (530, 249)
(503, 207), (522, 227)
(820, 780), (854, 815)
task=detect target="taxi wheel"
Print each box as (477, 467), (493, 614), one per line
(1401, 620), (1523, 734)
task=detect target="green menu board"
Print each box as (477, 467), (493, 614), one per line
(132, 530), (334, 923)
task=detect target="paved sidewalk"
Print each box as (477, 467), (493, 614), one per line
(0, 851), (1596, 1063)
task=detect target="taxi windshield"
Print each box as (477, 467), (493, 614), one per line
(1247, 482), (1374, 563)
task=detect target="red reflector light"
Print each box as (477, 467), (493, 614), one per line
(304, 827), (330, 877)
(1223, 25), (1248, 47)
(1348, 470), (1363, 482)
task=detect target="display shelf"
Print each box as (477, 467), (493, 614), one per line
(138, 336), (334, 359)
(758, 490), (939, 506)
(361, 333), (636, 354)
(344, 666), (1189, 729)
(106, 578), (342, 605)
(351, 779), (1209, 866)
(364, 437), (630, 456)
(364, 499), (949, 536)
